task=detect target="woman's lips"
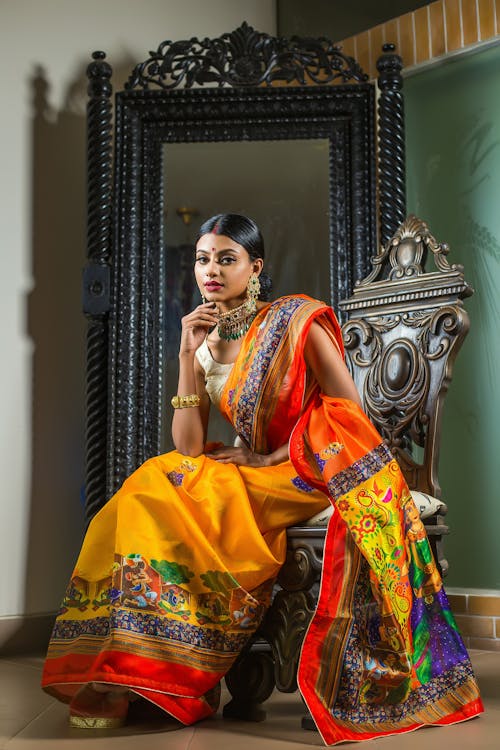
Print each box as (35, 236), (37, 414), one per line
(204, 282), (223, 290)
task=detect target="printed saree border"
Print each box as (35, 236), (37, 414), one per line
(46, 631), (238, 672)
(315, 520), (363, 706)
(51, 608), (249, 652)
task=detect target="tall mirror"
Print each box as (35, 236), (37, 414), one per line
(82, 25), (405, 519)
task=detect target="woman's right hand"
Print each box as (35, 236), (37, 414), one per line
(179, 302), (219, 356)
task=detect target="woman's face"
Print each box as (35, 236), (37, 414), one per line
(195, 233), (263, 309)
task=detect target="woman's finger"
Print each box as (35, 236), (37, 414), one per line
(206, 447), (238, 459)
(182, 311), (217, 323)
(188, 302), (218, 318)
(182, 313), (218, 328)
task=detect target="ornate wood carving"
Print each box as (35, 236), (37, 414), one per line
(359, 213), (465, 287)
(125, 21), (368, 90)
(223, 644), (276, 721)
(224, 531), (321, 713)
(261, 590), (316, 693)
(83, 52), (113, 522)
(224, 586), (317, 718)
(340, 215), (473, 574)
(277, 529), (324, 591)
(377, 43), (406, 246)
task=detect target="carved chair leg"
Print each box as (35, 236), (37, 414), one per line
(224, 533), (323, 725)
(224, 588), (316, 722)
(424, 515), (449, 577)
(223, 642), (275, 722)
(260, 589), (316, 693)
(301, 711), (318, 731)
(292, 691), (318, 731)
(260, 589), (319, 732)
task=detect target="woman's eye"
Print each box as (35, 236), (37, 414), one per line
(220, 256), (235, 264)
(195, 256), (208, 264)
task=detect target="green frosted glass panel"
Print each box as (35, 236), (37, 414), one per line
(405, 44), (500, 589)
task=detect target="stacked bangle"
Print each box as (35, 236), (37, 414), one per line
(171, 394), (201, 409)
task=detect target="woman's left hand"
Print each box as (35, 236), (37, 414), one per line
(205, 445), (270, 467)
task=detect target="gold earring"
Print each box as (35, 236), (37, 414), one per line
(247, 273), (260, 302)
(201, 293), (206, 303)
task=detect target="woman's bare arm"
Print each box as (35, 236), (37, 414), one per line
(172, 355), (210, 456)
(171, 302), (218, 456)
(304, 320), (362, 407)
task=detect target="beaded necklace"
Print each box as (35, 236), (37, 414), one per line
(217, 297), (257, 341)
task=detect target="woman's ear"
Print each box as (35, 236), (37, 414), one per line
(252, 258), (264, 275)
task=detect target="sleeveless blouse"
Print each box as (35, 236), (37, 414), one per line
(195, 338), (233, 408)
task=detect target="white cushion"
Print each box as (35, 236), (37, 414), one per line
(303, 490), (446, 527)
(411, 491), (447, 520)
(304, 506), (334, 526)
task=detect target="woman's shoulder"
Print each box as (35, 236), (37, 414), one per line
(254, 296), (337, 336)
(266, 295), (341, 336)
(271, 294), (330, 312)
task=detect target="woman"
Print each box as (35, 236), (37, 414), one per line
(42, 214), (482, 744)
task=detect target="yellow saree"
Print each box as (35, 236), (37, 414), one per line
(42, 294), (483, 742)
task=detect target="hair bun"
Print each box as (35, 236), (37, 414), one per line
(258, 271), (272, 301)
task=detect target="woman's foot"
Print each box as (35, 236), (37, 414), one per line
(69, 683), (129, 729)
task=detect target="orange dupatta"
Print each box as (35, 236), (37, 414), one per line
(221, 294), (482, 745)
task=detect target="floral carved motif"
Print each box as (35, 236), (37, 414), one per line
(261, 590), (316, 693)
(359, 214), (464, 287)
(125, 22), (367, 90)
(344, 304), (467, 455)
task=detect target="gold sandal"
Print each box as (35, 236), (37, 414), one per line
(69, 684), (129, 729)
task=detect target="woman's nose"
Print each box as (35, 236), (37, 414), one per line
(205, 259), (218, 276)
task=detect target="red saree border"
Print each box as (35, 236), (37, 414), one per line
(298, 510), (362, 731)
(42, 650), (226, 699)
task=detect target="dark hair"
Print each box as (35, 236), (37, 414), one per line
(197, 213), (272, 301)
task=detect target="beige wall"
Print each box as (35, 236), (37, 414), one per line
(0, 0), (276, 627)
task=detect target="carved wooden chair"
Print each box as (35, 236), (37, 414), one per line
(223, 214), (473, 726)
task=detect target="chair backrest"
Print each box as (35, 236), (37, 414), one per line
(339, 215), (473, 498)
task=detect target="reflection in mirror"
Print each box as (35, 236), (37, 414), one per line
(161, 139), (329, 450)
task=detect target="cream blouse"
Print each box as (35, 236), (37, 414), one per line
(195, 339), (234, 408)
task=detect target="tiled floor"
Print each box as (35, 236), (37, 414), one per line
(1, 650), (499, 749)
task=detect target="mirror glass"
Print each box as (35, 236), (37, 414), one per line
(161, 139), (330, 450)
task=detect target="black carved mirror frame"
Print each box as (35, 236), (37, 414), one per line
(83, 24), (406, 520)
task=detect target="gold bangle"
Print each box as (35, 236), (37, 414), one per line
(171, 394), (201, 409)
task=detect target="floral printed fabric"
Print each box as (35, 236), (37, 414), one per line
(292, 396), (483, 743)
